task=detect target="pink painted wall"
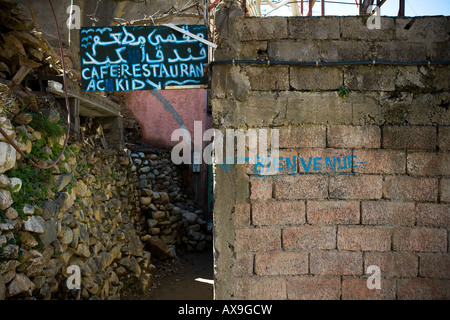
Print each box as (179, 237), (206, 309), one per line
(125, 89), (211, 212)
(125, 89), (209, 147)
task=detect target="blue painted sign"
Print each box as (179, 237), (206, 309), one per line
(220, 155), (367, 176)
(80, 25), (208, 92)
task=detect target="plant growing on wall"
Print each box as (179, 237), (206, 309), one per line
(4, 112), (69, 218)
(27, 112), (66, 143)
(6, 167), (54, 218)
(337, 85), (350, 99)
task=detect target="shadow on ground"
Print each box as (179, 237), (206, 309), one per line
(121, 249), (213, 300)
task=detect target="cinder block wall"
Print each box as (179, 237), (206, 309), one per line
(211, 9), (449, 300)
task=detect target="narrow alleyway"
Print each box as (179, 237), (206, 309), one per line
(121, 249), (213, 300)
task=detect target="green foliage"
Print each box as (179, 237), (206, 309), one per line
(51, 142), (75, 163)
(0, 114), (72, 259)
(17, 250), (24, 263)
(67, 182), (75, 195)
(30, 139), (51, 160)
(16, 129), (30, 143)
(59, 167), (69, 174)
(6, 167), (53, 218)
(69, 145), (79, 153)
(27, 112), (66, 143)
(51, 143), (63, 159)
(11, 233), (21, 245)
(77, 161), (89, 172)
(11, 183), (21, 192)
(337, 85), (350, 99)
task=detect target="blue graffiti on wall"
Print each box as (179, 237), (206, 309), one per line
(80, 25), (208, 92)
(220, 155), (366, 176)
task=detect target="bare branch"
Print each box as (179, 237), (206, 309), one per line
(114, 0), (203, 26)
(115, 12), (203, 26)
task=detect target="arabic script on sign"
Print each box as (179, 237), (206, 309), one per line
(80, 25), (208, 91)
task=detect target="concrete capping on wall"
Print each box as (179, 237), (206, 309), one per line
(212, 6), (450, 300)
(214, 12), (450, 62)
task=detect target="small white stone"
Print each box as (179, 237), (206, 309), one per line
(23, 204), (35, 216)
(23, 216), (45, 234)
(0, 189), (13, 210)
(8, 178), (22, 193)
(5, 207), (18, 220)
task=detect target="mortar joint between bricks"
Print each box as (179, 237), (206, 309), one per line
(252, 254), (256, 275)
(249, 201), (253, 227)
(271, 178), (275, 199)
(305, 200), (309, 224)
(362, 251), (366, 276)
(327, 175), (331, 202)
(335, 224), (339, 250)
(359, 200), (362, 225)
(307, 252), (311, 275)
(352, 148), (355, 175)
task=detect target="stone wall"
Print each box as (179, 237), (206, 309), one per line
(0, 103), (150, 299)
(130, 149), (212, 253)
(0, 91), (211, 300)
(212, 7), (450, 300)
(0, 0), (150, 299)
(0, 0), (213, 300)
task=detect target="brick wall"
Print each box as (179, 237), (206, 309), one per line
(211, 7), (449, 300)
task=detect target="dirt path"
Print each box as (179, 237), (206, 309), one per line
(121, 249), (214, 300)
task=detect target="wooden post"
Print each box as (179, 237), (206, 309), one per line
(398, 0), (405, 16)
(308, 0), (316, 16)
(68, 0), (84, 71)
(69, 97), (80, 139)
(9, 65), (32, 89)
(241, 0), (248, 14)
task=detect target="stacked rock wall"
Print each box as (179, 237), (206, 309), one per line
(0, 1), (156, 300)
(0, 105), (152, 299)
(0, 0), (212, 301)
(0, 98), (212, 300)
(131, 150), (212, 253)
